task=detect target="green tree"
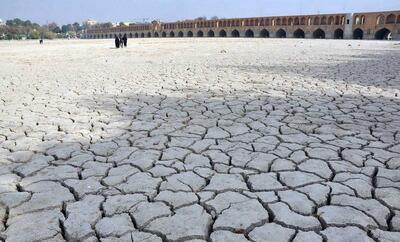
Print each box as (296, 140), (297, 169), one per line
(67, 31), (77, 38)
(43, 31), (56, 39)
(72, 22), (81, 31)
(61, 25), (68, 33)
(30, 30), (40, 39)
(53, 26), (61, 33)
(23, 20), (32, 27)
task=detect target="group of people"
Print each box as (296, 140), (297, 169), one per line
(115, 34), (127, 48)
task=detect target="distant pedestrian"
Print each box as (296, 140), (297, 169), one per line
(114, 35), (120, 48)
(120, 36), (124, 48)
(123, 34), (128, 47)
(39, 39), (43, 44)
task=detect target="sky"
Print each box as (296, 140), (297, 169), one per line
(0, 0), (400, 25)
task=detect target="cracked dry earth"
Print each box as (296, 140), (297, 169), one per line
(0, 38), (400, 242)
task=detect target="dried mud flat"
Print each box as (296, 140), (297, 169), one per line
(0, 38), (400, 242)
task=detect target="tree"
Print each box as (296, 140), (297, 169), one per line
(195, 16), (207, 21)
(43, 31), (56, 39)
(53, 26), (61, 33)
(72, 22), (81, 31)
(100, 22), (113, 28)
(211, 16), (219, 20)
(6, 18), (24, 26)
(47, 22), (60, 33)
(23, 20), (32, 27)
(61, 25), (68, 33)
(30, 30), (40, 39)
(1, 18), (48, 40)
(67, 31), (76, 38)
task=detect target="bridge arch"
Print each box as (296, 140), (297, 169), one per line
(376, 15), (385, 25)
(300, 17), (306, 25)
(288, 18), (293, 26)
(321, 16), (327, 25)
(154, 32), (159, 37)
(169, 31), (175, 37)
(328, 16), (334, 25)
(293, 29), (305, 38)
(197, 30), (204, 37)
(245, 29), (254, 37)
(147, 32), (152, 38)
(129, 33), (133, 38)
(161, 32), (167, 37)
(361, 15), (366, 24)
(231, 29), (240, 37)
(187, 31), (193, 37)
(178, 31), (184, 37)
(219, 30), (227, 37)
(313, 28), (325, 39)
(260, 29), (269, 38)
(353, 28), (364, 39)
(208, 30), (215, 37)
(375, 28), (391, 40)
(276, 29), (286, 38)
(334, 28), (344, 39)
(313, 17), (320, 25)
(386, 14), (396, 24)
(135, 33), (139, 38)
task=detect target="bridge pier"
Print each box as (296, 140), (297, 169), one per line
(344, 13), (354, 39)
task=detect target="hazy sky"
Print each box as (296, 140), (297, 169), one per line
(1, 0), (400, 25)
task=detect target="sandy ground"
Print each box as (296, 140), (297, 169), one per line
(0, 38), (400, 242)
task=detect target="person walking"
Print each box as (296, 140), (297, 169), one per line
(114, 35), (120, 48)
(123, 34), (128, 47)
(119, 36), (124, 48)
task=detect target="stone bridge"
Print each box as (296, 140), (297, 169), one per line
(85, 10), (400, 40)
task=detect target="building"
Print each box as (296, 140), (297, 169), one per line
(83, 19), (98, 27)
(85, 10), (400, 40)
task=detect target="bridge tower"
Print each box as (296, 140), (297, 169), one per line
(344, 13), (353, 39)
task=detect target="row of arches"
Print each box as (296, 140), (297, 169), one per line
(89, 28), (346, 39)
(272, 15), (345, 26)
(376, 14), (400, 25)
(159, 15), (346, 30)
(354, 15), (366, 25)
(353, 28), (393, 40)
(88, 27), (395, 40)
